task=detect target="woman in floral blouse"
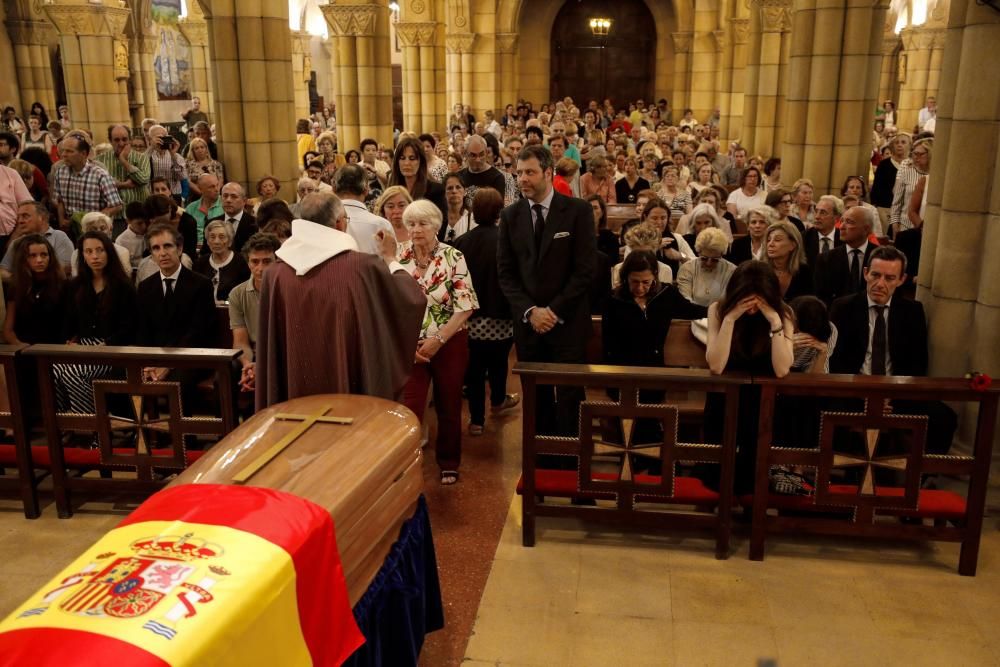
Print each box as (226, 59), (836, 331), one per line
(397, 200), (479, 485)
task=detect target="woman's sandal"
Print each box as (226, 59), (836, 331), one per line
(440, 470), (459, 485)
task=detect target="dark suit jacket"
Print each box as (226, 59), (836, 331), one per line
(497, 189), (597, 348)
(202, 212), (259, 255)
(803, 227), (845, 268)
(815, 243), (876, 305)
(726, 235), (761, 266)
(136, 267), (219, 348)
(829, 291), (928, 376)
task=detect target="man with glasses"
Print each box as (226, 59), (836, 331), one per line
(459, 134), (506, 205)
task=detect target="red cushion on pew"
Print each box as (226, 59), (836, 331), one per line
(739, 484), (966, 520)
(0, 444), (205, 468)
(516, 469), (720, 504)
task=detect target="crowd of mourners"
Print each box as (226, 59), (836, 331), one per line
(0, 91), (950, 488)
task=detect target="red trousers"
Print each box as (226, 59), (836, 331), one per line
(401, 330), (469, 470)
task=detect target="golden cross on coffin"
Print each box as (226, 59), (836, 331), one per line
(233, 407), (354, 484)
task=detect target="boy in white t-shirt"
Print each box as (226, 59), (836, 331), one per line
(115, 201), (148, 270)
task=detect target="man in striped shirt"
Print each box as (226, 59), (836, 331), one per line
(52, 134), (122, 233)
(98, 124), (151, 236)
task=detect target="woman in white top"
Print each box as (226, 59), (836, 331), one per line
(676, 227), (737, 307)
(441, 173), (476, 242)
(725, 166), (766, 223)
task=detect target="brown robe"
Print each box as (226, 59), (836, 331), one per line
(256, 250), (426, 410)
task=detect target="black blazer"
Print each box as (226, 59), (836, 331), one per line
(829, 291), (928, 377)
(203, 212), (259, 255)
(423, 181), (448, 222)
(726, 235), (761, 266)
(497, 190), (597, 345)
(815, 243), (876, 305)
(602, 286), (706, 368)
(783, 265), (815, 301)
(453, 224), (510, 321)
(136, 267), (219, 348)
(803, 227), (845, 268)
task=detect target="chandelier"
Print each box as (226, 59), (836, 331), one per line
(589, 18), (612, 37)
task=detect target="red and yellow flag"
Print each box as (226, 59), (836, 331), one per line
(0, 484), (364, 666)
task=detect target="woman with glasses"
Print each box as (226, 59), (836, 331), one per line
(676, 227), (737, 307)
(654, 165), (692, 220)
(725, 166), (767, 225)
(764, 189), (805, 234)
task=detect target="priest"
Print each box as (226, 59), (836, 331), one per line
(255, 192), (426, 409)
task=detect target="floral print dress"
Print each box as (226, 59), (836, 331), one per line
(397, 241), (479, 340)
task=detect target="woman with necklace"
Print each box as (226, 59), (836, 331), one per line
(193, 220), (249, 302)
(615, 156), (650, 205)
(676, 227), (737, 307)
(440, 173), (476, 242)
(763, 220), (813, 300)
(397, 200), (479, 486)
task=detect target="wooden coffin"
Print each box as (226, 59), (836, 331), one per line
(170, 394), (424, 604)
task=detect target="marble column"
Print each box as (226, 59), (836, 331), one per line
(4, 18), (57, 116)
(396, 21), (438, 133)
(897, 25), (946, 132)
(671, 32), (693, 115)
(719, 17), (749, 141)
(178, 12), (213, 124)
(445, 32), (476, 122)
(322, 0), (394, 150)
(917, 2), (1000, 417)
(780, 0), (888, 196)
(742, 0), (792, 157)
(199, 0), (297, 195)
(43, 0), (131, 132)
(291, 30), (312, 120)
(877, 35), (901, 113)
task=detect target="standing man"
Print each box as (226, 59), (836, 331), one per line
(917, 96), (936, 133)
(497, 144), (596, 438)
(458, 135), (507, 208)
(333, 164), (394, 254)
(184, 173), (223, 247)
(51, 134), (123, 233)
(181, 96), (209, 127)
(721, 147), (748, 187)
(0, 159), (32, 253)
(229, 232), (281, 395)
(146, 125), (187, 204)
(815, 204), (876, 305)
(98, 124), (151, 237)
(208, 182), (258, 254)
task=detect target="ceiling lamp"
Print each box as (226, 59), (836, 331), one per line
(589, 17), (612, 37)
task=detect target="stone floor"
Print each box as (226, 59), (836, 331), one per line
(3, 371), (1000, 667)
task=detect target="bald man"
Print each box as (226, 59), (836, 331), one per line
(456, 134), (507, 238)
(183, 172), (224, 247)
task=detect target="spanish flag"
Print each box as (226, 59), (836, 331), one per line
(0, 485), (365, 666)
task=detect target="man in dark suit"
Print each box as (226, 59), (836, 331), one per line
(803, 194), (845, 267)
(815, 204), (876, 305)
(203, 182), (258, 255)
(830, 245), (956, 456)
(498, 144), (597, 437)
(137, 223), (219, 411)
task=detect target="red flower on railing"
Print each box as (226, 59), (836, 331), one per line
(965, 372), (993, 392)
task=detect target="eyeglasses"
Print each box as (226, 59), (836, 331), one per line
(779, 198), (792, 204)
(700, 256), (721, 264)
(503, 163), (512, 168)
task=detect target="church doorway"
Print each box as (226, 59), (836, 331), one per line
(549, 0), (657, 107)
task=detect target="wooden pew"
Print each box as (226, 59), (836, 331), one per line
(514, 362), (746, 559)
(748, 373), (999, 575)
(605, 204), (637, 235)
(24, 344), (241, 518)
(0, 344), (39, 518)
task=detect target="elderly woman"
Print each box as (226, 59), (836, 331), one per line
(728, 204), (774, 266)
(453, 188), (518, 436)
(688, 162), (716, 198)
(680, 202), (725, 250)
(654, 164), (692, 220)
(677, 227), (737, 306)
(295, 118), (316, 165)
(187, 137), (225, 198)
(375, 185), (413, 243)
(764, 220), (813, 300)
(250, 175), (280, 213)
(611, 222), (675, 289)
(316, 130), (346, 175)
(193, 219), (250, 301)
(890, 137), (931, 236)
(441, 173), (475, 242)
(790, 177), (816, 229)
(726, 166), (766, 223)
(580, 154), (617, 203)
(692, 187), (736, 239)
(397, 200), (479, 485)
(69, 212), (132, 277)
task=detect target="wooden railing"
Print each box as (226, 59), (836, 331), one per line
(0, 344), (38, 518)
(18, 344), (241, 518)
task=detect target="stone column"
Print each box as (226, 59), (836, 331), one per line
(130, 33), (159, 124)
(742, 0), (793, 157)
(780, 0), (888, 195)
(445, 32), (476, 122)
(5, 18), (57, 115)
(396, 21), (437, 133)
(897, 26), (946, 132)
(497, 33), (518, 118)
(43, 0), (131, 132)
(323, 0), (394, 150)
(671, 32), (693, 115)
(291, 30), (312, 119)
(199, 0), (297, 195)
(689, 4), (719, 121)
(720, 17), (749, 141)
(178, 11), (213, 124)
(917, 2), (1000, 453)
(877, 35), (900, 112)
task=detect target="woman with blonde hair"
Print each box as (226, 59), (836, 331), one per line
(374, 185), (413, 243)
(186, 137), (225, 198)
(580, 154), (616, 203)
(790, 177), (816, 228)
(763, 220), (813, 300)
(611, 222), (675, 289)
(676, 227), (737, 306)
(316, 130), (346, 175)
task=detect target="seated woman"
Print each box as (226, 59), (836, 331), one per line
(579, 155), (616, 203)
(763, 220), (813, 300)
(676, 228), (737, 307)
(69, 212), (131, 277)
(614, 156), (650, 204)
(725, 166), (767, 225)
(375, 185), (413, 243)
(680, 202), (726, 251)
(54, 231), (137, 413)
(2, 234), (65, 344)
(587, 194), (621, 261)
(611, 223), (675, 289)
(693, 186), (736, 239)
(640, 197), (696, 280)
(789, 295), (836, 374)
(704, 261), (794, 493)
(193, 219), (250, 302)
(397, 200), (479, 485)
(727, 205), (774, 265)
(689, 162), (717, 198)
(654, 165), (692, 221)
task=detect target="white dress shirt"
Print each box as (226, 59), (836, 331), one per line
(343, 199), (394, 255)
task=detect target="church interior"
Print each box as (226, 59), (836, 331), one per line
(1, 0), (999, 665)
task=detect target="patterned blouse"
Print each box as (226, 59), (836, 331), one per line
(397, 241), (479, 340)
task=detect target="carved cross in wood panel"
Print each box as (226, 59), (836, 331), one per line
(831, 427), (909, 496)
(108, 394), (171, 457)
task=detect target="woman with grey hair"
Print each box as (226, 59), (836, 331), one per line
(193, 219), (249, 301)
(69, 212), (132, 277)
(676, 227), (737, 306)
(764, 220), (813, 300)
(397, 200), (479, 485)
(681, 203), (724, 250)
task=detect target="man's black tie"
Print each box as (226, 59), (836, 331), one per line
(532, 204), (545, 252)
(163, 277), (175, 300)
(871, 305), (887, 375)
(850, 248), (862, 292)
(821, 237), (831, 254)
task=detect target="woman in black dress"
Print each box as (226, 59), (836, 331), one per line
(193, 219), (250, 301)
(389, 136), (447, 220)
(2, 234), (65, 344)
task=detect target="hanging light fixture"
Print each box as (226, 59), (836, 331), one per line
(589, 17), (612, 37)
